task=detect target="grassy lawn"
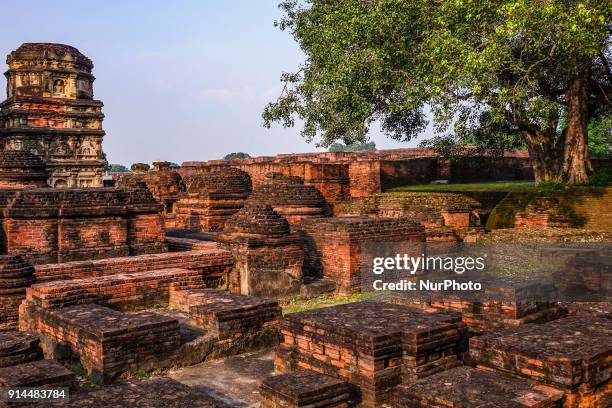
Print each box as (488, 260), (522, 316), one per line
(280, 292), (382, 314)
(389, 181), (536, 193)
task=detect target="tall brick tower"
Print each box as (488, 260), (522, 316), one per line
(0, 43), (105, 187)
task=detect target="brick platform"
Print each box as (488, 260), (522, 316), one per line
(299, 217), (425, 293)
(0, 331), (41, 368)
(48, 377), (231, 407)
(393, 278), (566, 334)
(564, 301), (612, 318)
(19, 303), (180, 384)
(276, 302), (467, 407)
(0, 186), (165, 264)
(470, 316), (611, 395)
(0, 255), (36, 330)
(331, 192), (482, 229)
(33, 247), (233, 288)
(260, 370), (351, 408)
(0, 359), (75, 389)
(27, 268), (206, 310)
(394, 366), (565, 407)
(170, 288), (281, 340)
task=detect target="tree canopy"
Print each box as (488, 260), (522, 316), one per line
(263, 0), (611, 184)
(328, 141), (376, 152)
(108, 164), (129, 173)
(224, 152), (252, 160)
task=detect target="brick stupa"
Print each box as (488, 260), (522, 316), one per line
(218, 203), (304, 297)
(175, 167), (252, 231)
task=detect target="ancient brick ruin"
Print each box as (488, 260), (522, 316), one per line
(394, 366), (565, 407)
(247, 172), (329, 227)
(175, 167), (252, 232)
(0, 40), (609, 408)
(299, 217), (425, 293)
(0, 43), (105, 187)
(0, 179), (166, 264)
(469, 316), (611, 406)
(117, 161), (185, 228)
(276, 302), (468, 406)
(181, 149), (536, 201)
(0, 255), (35, 331)
(0, 151), (48, 189)
(218, 204), (305, 297)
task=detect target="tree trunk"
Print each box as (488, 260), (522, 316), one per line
(522, 128), (561, 184)
(561, 75), (591, 185)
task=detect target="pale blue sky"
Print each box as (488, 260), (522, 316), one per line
(1, 0), (427, 165)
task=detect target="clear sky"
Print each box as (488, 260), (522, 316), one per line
(0, 0), (428, 166)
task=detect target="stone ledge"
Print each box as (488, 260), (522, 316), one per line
(394, 366), (564, 407)
(469, 316), (612, 389)
(261, 370), (351, 408)
(0, 359), (75, 389)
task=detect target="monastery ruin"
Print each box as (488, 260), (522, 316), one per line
(0, 43), (609, 408)
(0, 43), (105, 188)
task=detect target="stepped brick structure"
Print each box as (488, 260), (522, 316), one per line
(247, 172), (329, 228)
(276, 302), (468, 407)
(218, 204), (304, 297)
(26, 268), (206, 310)
(392, 278), (566, 334)
(260, 370), (351, 408)
(299, 217), (425, 293)
(117, 161), (185, 228)
(0, 43), (105, 187)
(169, 288), (281, 340)
(0, 331), (41, 368)
(20, 303), (181, 384)
(0, 359), (76, 390)
(175, 167), (252, 232)
(32, 244), (233, 285)
(0, 183), (166, 264)
(470, 316), (612, 406)
(0, 150), (48, 189)
(333, 192), (482, 230)
(0, 255), (36, 330)
(394, 366), (565, 407)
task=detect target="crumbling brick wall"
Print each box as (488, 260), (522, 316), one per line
(0, 186), (166, 264)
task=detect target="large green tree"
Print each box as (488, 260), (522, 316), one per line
(263, 0), (611, 185)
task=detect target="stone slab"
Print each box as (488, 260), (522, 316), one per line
(394, 366), (565, 407)
(469, 316), (612, 389)
(261, 370), (350, 407)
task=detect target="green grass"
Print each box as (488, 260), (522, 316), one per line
(280, 292), (381, 314)
(389, 181), (536, 193)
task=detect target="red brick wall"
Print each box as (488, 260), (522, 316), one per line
(27, 268), (206, 310)
(126, 213), (166, 255)
(348, 161), (381, 197)
(0, 188), (166, 264)
(2, 219), (59, 263)
(20, 302), (180, 384)
(299, 218), (425, 293)
(228, 244), (304, 297)
(380, 158), (438, 188)
(34, 247), (234, 285)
